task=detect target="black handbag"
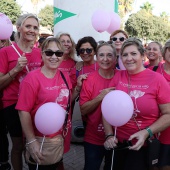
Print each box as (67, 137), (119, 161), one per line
(146, 137), (160, 167)
(133, 117), (160, 168)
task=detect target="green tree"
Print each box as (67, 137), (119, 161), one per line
(140, 1), (153, 14)
(0, 0), (21, 24)
(38, 5), (53, 31)
(125, 9), (170, 43)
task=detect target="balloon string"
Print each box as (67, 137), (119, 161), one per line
(111, 127), (117, 170)
(9, 39), (29, 72)
(36, 135), (45, 170)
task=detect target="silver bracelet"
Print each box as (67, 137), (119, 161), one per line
(26, 139), (37, 145)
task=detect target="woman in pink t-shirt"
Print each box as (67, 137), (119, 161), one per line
(145, 41), (163, 68)
(153, 40), (170, 169)
(56, 33), (76, 75)
(109, 29), (128, 70)
(104, 38), (170, 170)
(16, 38), (84, 170)
(79, 42), (117, 170)
(70, 36), (99, 88)
(0, 14), (41, 170)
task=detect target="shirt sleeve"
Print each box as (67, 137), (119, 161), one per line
(16, 78), (37, 112)
(79, 78), (93, 106)
(156, 74), (170, 104)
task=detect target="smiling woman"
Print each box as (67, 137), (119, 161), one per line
(79, 42), (117, 169)
(41, 38), (64, 76)
(104, 37), (170, 170)
(16, 37), (72, 170)
(0, 13), (42, 170)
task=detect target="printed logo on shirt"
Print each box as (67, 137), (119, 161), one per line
(119, 81), (149, 89)
(56, 89), (69, 102)
(129, 90), (145, 120)
(97, 123), (104, 132)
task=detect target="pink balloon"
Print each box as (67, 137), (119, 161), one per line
(101, 90), (134, 127)
(35, 102), (66, 135)
(118, 56), (126, 70)
(0, 13), (13, 40)
(107, 12), (121, 34)
(91, 9), (111, 33)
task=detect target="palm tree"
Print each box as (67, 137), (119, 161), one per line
(140, 1), (153, 14)
(160, 11), (169, 21)
(118, 0), (134, 17)
(31, 0), (44, 15)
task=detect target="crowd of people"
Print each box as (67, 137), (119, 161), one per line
(0, 13), (170, 170)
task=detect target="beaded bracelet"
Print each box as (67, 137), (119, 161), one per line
(26, 139), (37, 145)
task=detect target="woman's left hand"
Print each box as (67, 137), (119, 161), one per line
(128, 129), (149, 150)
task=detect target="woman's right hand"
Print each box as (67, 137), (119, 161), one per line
(14, 53), (28, 72)
(28, 140), (43, 164)
(97, 87), (115, 101)
(104, 136), (118, 150)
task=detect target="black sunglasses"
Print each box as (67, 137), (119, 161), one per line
(112, 37), (125, 42)
(43, 50), (63, 57)
(79, 48), (93, 54)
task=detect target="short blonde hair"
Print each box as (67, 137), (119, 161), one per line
(41, 37), (64, 52)
(96, 43), (117, 59)
(15, 13), (39, 42)
(56, 32), (75, 60)
(120, 37), (145, 56)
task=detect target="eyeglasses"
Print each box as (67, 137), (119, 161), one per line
(43, 50), (63, 57)
(97, 40), (113, 46)
(112, 37), (125, 42)
(79, 48), (93, 54)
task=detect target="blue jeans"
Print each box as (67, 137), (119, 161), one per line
(84, 142), (112, 170)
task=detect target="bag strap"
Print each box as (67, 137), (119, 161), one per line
(59, 71), (70, 137)
(76, 70), (80, 78)
(152, 66), (158, 72)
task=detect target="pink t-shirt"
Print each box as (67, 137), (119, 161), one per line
(154, 64), (170, 144)
(58, 58), (75, 75)
(109, 69), (170, 143)
(0, 43), (42, 108)
(16, 68), (72, 152)
(70, 62), (99, 88)
(79, 71), (114, 145)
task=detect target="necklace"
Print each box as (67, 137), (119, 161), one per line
(127, 74), (141, 130)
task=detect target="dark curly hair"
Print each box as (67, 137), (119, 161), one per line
(76, 36), (97, 56)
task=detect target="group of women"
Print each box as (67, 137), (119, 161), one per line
(0, 12), (170, 170)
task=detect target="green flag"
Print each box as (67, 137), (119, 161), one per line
(54, 7), (77, 25)
(114, 0), (119, 13)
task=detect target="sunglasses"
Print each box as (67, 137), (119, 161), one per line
(112, 37), (125, 42)
(79, 48), (93, 54)
(97, 40), (113, 45)
(43, 50), (63, 57)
